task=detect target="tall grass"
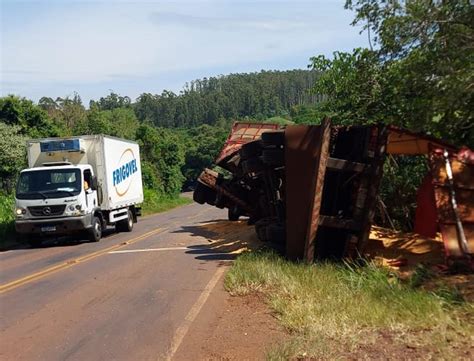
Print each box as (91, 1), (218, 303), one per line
(0, 193), (15, 240)
(225, 251), (473, 359)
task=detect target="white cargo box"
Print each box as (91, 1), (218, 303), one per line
(27, 135), (144, 210)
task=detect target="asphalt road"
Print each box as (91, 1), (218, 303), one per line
(0, 202), (231, 361)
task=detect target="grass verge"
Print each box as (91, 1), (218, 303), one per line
(141, 188), (192, 216)
(225, 250), (474, 359)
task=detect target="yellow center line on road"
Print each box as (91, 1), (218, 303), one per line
(0, 227), (167, 294)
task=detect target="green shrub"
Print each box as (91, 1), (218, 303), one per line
(0, 193), (15, 240)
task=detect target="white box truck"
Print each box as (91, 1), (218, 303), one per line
(14, 135), (144, 246)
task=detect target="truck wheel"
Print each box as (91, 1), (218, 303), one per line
(266, 224), (286, 244)
(255, 224), (268, 242)
(27, 237), (43, 248)
(262, 149), (284, 167)
(215, 194), (227, 209)
(242, 158), (265, 174)
(193, 183), (207, 204)
(88, 216), (102, 242)
(205, 188), (217, 205)
(118, 209), (134, 232)
(193, 182), (216, 205)
(262, 131), (284, 148)
(240, 140), (262, 160)
(228, 206), (240, 221)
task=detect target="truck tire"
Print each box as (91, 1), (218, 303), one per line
(262, 149), (284, 167)
(193, 182), (207, 204)
(117, 209), (134, 232)
(228, 206), (240, 221)
(262, 131), (284, 148)
(215, 194), (227, 209)
(266, 224), (286, 244)
(88, 216), (102, 242)
(23, 235), (43, 248)
(29, 239), (43, 247)
(242, 158), (265, 174)
(255, 223), (268, 242)
(194, 182), (217, 205)
(240, 140), (262, 160)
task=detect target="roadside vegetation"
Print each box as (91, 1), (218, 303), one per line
(0, 193), (15, 240)
(141, 189), (192, 216)
(225, 251), (473, 359)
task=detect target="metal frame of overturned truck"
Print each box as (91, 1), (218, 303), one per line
(193, 121), (473, 267)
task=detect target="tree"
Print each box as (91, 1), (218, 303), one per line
(310, 49), (384, 125)
(181, 124), (229, 186)
(0, 95), (62, 137)
(55, 94), (87, 132)
(135, 125), (185, 196)
(73, 106), (111, 135)
(90, 92), (132, 111)
(133, 70), (320, 128)
(339, 0), (474, 146)
(108, 108), (139, 140)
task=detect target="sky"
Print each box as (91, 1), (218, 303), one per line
(1, 0), (368, 103)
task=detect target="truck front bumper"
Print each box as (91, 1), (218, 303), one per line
(15, 214), (93, 237)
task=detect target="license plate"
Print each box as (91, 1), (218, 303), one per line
(41, 226), (56, 232)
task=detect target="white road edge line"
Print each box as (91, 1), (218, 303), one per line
(164, 266), (227, 361)
(108, 247), (190, 254)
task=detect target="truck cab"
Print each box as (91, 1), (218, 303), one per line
(15, 164), (102, 244)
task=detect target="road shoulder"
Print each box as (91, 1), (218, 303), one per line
(173, 275), (287, 361)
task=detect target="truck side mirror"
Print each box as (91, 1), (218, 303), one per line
(91, 176), (98, 191)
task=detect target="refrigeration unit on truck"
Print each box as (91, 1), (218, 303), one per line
(14, 135), (144, 245)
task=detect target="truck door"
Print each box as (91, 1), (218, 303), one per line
(83, 169), (98, 212)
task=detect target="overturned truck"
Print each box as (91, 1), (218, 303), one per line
(193, 121), (473, 266)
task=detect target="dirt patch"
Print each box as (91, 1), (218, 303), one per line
(174, 292), (287, 361)
(200, 293), (286, 360)
(334, 329), (473, 361)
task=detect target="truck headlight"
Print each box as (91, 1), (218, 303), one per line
(15, 208), (26, 215)
(66, 204), (84, 216)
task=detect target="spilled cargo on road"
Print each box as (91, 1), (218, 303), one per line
(193, 121), (473, 268)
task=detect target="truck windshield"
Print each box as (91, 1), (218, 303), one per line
(16, 168), (81, 199)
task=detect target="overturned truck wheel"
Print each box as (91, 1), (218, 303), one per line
(240, 140), (263, 160)
(228, 205), (241, 221)
(262, 149), (284, 167)
(193, 182), (217, 205)
(266, 223), (286, 244)
(242, 158), (265, 174)
(261, 131), (284, 148)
